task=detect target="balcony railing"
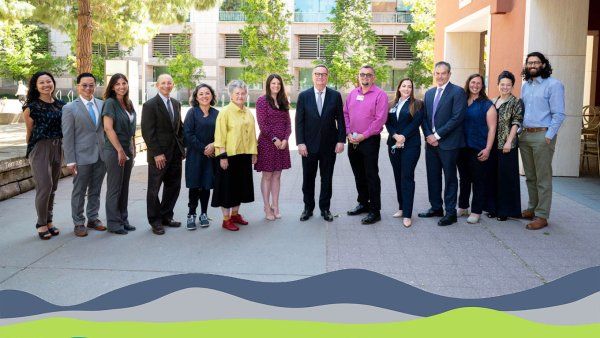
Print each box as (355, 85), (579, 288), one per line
(220, 10), (413, 23)
(372, 12), (413, 23)
(219, 11), (245, 21)
(294, 12), (331, 23)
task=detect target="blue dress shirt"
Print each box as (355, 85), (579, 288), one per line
(521, 76), (565, 139)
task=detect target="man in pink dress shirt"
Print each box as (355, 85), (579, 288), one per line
(344, 65), (389, 224)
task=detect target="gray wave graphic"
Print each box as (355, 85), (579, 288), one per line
(1, 267), (598, 319)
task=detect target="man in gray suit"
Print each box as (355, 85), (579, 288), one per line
(62, 73), (107, 237)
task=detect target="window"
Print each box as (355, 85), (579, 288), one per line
(224, 67), (262, 90)
(379, 69), (407, 92)
(377, 35), (413, 61)
(298, 35), (334, 59)
(224, 34), (243, 58)
(152, 33), (190, 57)
(219, 0), (245, 21)
(294, 0), (335, 22)
(92, 43), (120, 57)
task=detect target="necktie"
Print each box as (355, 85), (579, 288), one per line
(87, 101), (96, 125)
(317, 91), (323, 116)
(432, 87), (443, 128)
(166, 98), (174, 124)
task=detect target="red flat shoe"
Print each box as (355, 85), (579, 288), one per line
(230, 214), (248, 225)
(222, 219), (239, 231)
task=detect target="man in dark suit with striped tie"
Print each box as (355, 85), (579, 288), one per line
(419, 61), (467, 226)
(295, 64), (346, 222)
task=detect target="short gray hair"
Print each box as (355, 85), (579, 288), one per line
(227, 80), (248, 96)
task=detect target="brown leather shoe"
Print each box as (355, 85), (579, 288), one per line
(152, 224), (165, 235)
(526, 217), (548, 230)
(74, 225), (88, 237)
(87, 219), (107, 231)
(521, 209), (535, 220)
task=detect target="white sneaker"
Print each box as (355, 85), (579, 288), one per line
(392, 210), (403, 218)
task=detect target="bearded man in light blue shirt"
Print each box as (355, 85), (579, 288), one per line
(519, 52), (565, 230)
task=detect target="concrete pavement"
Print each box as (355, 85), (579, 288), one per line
(0, 126), (599, 305)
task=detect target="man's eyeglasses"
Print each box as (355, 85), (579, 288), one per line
(79, 84), (96, 89)
(313, 72), (328, 77)
(359, 73), (374, 78)
(526, 61), (542, 66)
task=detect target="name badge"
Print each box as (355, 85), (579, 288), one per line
(356, 95), (364, 101)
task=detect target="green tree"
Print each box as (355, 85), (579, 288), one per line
(0, 22), (67, 81)
(159, 32), (205, 96)
(0, 0), (34, 22)
(320, 0), (389, 88)
(24, 0), (219, 73)
(239, 0), (292, 86)
(401, 0), (435, 88)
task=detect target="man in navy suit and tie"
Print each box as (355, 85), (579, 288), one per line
(419, 61), (467, 226)
(295, 64), (346, 222)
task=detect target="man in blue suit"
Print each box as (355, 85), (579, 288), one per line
(419, 61), (467, 226)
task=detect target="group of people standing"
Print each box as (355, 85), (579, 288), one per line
(22, 51), (564, 240)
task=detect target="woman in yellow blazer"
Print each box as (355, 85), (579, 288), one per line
(212, 80), (258, 231)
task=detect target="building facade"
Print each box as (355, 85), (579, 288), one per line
(433, 0), (598, 177)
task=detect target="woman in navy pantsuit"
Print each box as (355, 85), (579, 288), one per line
(385, 78), (424, 228)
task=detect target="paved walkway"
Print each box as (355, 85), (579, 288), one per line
(1, 116), (599, 306)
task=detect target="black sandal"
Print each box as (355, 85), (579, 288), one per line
(47, 225), (60, 236)
(36, 224), (52, 240)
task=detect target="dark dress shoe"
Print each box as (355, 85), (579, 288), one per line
(418, 209), (444, 218)
(347, 204), (369, 216)
(151, 225), (165, 235)
(300, 210), (313, 221)
(438, 214), (457, 226)
(124, 224), (136, 231)
(109, 229), (128, 235)
(486, 212), (497, 218)
(321, 210), (334, 222)
(162, 219), (181, 228)
(87, 219), (107, 231)
(496, 216), (508, 221)
(361, 212), (381, 225)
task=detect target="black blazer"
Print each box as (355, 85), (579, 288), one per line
(421, 82), (467, 150)
(295, 87), (346, 154)
(141, 94), (185, 164)
(385, 98), (424, 148)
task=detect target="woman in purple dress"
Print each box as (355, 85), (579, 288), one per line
(255, 74), (292, 220)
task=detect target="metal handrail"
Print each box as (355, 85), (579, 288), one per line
(219, 11), (245, 21)
(372, 12), (413, 23)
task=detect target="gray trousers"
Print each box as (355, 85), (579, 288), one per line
(104, 148), (133, 231)
(29, 139), (63, 226)
(71, 158), (106, 225)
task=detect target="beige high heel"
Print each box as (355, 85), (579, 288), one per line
(264, 206), (275, 221)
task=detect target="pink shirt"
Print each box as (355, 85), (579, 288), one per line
(343, 85), (389, 138)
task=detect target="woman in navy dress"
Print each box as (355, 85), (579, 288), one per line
(184, 84), (219, 230)
(385, 78), (424, 228)
(457, 74), (497, 224)
(254, 74), (292, 220)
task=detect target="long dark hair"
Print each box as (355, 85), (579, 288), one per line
(265, 74), (289, 111)
(522, 51), (553, 81)
(190, 83), (217, 107)
(25, 71), (57, 106)
(103, 73), (133, 112)
(391, 78), (422, 116)
(464, 74), (489, 101)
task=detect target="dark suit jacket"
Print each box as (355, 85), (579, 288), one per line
(421, 82), (467, 150)
(141, 94), (185, 164)
(295, 87), (346, 154)
(385, 98), (424, 148)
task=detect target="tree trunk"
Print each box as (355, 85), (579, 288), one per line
(76, 0), (93, 74)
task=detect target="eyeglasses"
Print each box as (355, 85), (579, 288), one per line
(313, 72), (328, 77)
(526, 61), (542, 66)
(359, 73), (374, 78)
(79, 84), (96, 89)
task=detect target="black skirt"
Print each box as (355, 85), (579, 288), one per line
(495, 147), (522, 217)
(211, 154), (254, 208)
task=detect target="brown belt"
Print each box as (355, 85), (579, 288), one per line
(523, 127), (548, 132)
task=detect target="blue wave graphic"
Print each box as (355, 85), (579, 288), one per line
(1, 267), (598, 318)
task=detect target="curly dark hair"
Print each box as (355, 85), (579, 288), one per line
(190, 83), (217, 107)
(522, 51), (553, 81)
(25, 71), (57, 107)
